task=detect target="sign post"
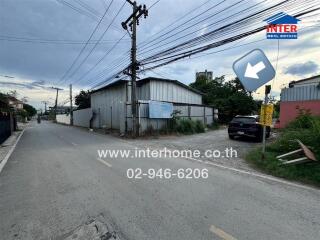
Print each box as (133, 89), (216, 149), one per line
(233, 49), (276, 160)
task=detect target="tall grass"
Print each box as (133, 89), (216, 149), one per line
(246, 112), (320, 186)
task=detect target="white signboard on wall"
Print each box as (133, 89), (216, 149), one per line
(149, 101), (173, 119)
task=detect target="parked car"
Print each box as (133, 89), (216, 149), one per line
(228, 115), (270, 142)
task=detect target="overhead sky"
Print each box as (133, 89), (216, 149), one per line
(0, 0), (319, 110)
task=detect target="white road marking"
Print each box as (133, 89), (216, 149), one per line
(0, 128), (26, 174)
(184, 156), (319, 192)
(210, 225), (237, 240)
(97, 158), (112, 168)
(71, 142), (78, 146)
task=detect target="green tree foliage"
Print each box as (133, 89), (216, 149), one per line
(75, 90), (91, 110)
(23, 103), (37, 117)
(190, 75), (258, 122)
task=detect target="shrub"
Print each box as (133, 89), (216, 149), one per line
(246, 112), (320, 186)
(195, 120), (205, 133)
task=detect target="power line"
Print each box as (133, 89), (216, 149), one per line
(139, 0), (314, 64)
(149, 0), (161, 10)
(0, 35), (130, 45)
(64, 0), (127, 84)
(137, 0), (214, 48)
(56, 0), (122, 33)
(57, 0), (114, 84)
(90, 0), (320, 89)
(139, 5), (320, 72)
(73, 32), (129, 85)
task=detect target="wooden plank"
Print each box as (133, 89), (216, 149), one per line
(276, 149), (303, 159)
(297, 140), (317, 161)
(281, 157), (309, 165)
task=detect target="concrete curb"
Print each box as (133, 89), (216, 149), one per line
(0, 128), (26, 174)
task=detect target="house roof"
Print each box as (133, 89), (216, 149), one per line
(92, 77), (203, 95)
(6, 96), (23, 104)
(264, 12), (301, 24)
(288, 75), (320, 87)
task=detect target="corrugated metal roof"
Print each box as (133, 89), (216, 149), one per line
(288, 75), (320, 87)
(281, 85), (320, 101)
(92, 77), (203, 95)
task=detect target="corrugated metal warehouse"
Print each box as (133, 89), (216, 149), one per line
(279, 75), (320, 128)
(90, 77), (216, 135)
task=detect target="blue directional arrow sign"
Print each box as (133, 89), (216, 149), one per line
(232, 49), (276, 92)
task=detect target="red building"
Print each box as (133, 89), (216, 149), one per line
(278, 75), (320, 128)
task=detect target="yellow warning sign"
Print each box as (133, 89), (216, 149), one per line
(259, 104), (274, 126)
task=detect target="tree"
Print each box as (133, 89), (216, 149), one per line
(190, 75), (258, 122)
(23, 104), (37, 117)
(75, 90), (91, 110)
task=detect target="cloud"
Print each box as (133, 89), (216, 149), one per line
(283, 61), (319, 76)
(0, 79), (51, 90)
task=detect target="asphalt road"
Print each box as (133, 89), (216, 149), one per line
(0, 122), (319, 240)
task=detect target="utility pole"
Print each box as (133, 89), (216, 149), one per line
(262, 85), (271, 159)
(51, 87), (63, 121)
(70, 84), (74, 126)
(41, 101), (48, 114)
(121, 0), (148, 137)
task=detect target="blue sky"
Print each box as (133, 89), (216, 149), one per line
(0, 0), (319, 110)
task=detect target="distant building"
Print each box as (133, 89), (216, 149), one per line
(196, 70), (213, 82)
(278, 75), (320, 128)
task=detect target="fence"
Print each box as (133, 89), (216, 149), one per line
(56, 114), (70, 125)
(0, 112), (12, 144)
(126, 101), (217, 135)
(74, 108), (92, 128)
(56, 108), (92, 128)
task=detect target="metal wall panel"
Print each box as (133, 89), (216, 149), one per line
(135, 101), (215, 134)
(91, 84), (126, 133)
(149, 80), (202, 104)
(281, 85), (320, 102)
(137, 82), (150, 100)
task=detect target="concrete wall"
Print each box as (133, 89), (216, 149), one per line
(279, 100), (320, 128)
(73, 108), (92, 128)
(56, 114), (70, 125)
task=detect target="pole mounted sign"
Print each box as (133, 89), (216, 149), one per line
(259, 104), (274, 126)
(233, 49), (275, 159)
(232, 49), (275, 92)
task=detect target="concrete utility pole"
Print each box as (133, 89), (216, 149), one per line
(262, 85), (271, 159)
(121, 0), (148, 137)
(41, 101), (48, 114)
(70, 84), (73, 126)
(51, 87), (63, 120)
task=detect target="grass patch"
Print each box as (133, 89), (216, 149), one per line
(245, 113), (320, 186)
(174, 118), (205, 134)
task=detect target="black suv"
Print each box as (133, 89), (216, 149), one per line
(228, 115), (270, 142)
